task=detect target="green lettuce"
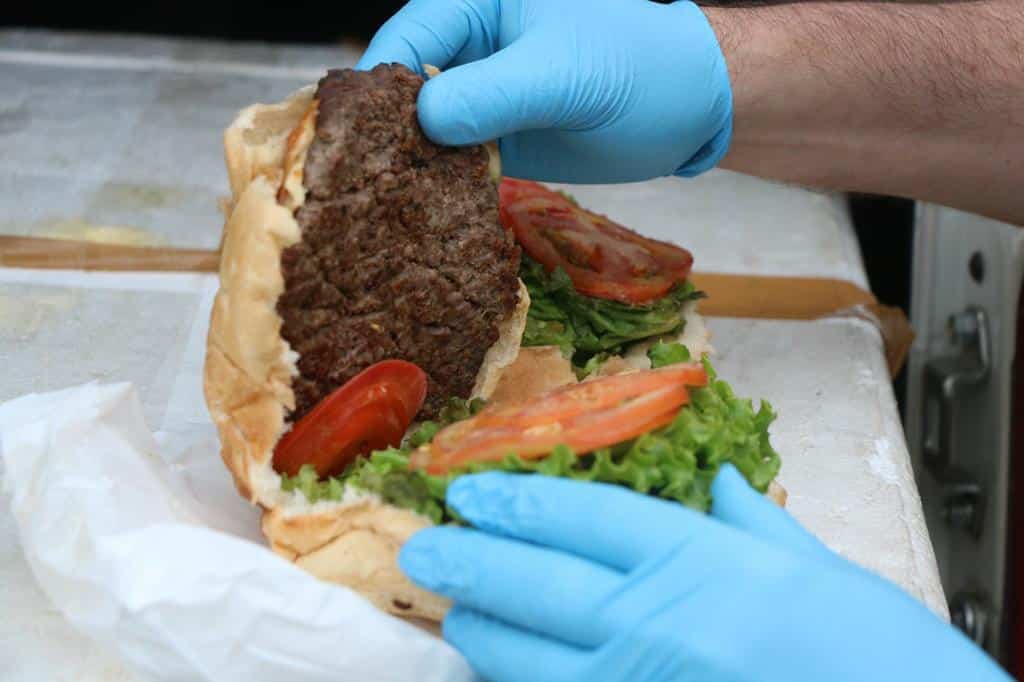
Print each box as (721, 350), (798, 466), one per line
(575, 352), (611, 380)
(519, 256), (704, 364)
(281, 359), (780, 524)
(648, 339), (692, 368)
(436, 396), (487, 425)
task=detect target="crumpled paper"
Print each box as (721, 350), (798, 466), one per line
(0, 382), (475, 682)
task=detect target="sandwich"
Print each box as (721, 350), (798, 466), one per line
(204, 63), (784, 623)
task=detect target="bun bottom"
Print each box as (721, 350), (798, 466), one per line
(262, 500), (451, 621)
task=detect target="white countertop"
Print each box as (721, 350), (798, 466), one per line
(0, 29), (942, 682)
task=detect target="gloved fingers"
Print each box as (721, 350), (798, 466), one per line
(355, 0), (498, 73)
(399, 525), (619, 648)
(500, 129), (668, 183)
(416, 34), (563, 146)
(711, 464), (832, 560)
(444, 606), (590, 682)
(445, 472), (710, 572)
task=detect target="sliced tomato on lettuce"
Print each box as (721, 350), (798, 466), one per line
(274, 360), (428, 478)
(499, 178), (695, 305)
(409, 363), (708, 475)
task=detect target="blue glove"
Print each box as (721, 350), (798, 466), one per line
(356, 0), (732, 183)
(399, 467), (1011, 682)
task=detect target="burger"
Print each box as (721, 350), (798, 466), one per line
(204, 63), (784, 623)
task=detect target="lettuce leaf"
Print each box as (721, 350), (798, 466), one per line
(519, 256), (704, 363)
(575, 352), (611, 380)
(436, 396), (487, 426)
(281, 359), (780, 524)
(648, 340), (691, 368)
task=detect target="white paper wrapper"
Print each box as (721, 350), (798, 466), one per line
(0, 382), (475, 682)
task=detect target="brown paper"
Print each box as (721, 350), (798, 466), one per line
(0, 238), (913, 374)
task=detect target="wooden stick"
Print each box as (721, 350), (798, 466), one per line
(0, 236), (221, 273)
(689, 272), (877, 320)
(689, 272), (914, 375)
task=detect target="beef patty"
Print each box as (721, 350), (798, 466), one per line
(277, 64), (521, 420)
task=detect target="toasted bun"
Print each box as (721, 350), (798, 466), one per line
(488, 345), (577, 404)
(204, 84), (527, 621)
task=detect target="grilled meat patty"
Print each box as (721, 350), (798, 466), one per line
(277, 64), (520, 420)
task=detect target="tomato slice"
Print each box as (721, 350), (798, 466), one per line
(273, 360), (428, 478)
(499, 178), (695, 305)
(409, 363), (707, 475)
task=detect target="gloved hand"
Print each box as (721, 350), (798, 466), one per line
(356, 0), (732, 183)
(399, 466), (1011, 682)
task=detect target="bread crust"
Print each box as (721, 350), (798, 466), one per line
(262, 501), (450, 620)
(488, 346), (577, 405)
(205, 88), (312, 505)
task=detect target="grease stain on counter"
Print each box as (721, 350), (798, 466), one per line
(35, 218), (167, 247)
(0, 102), (30, 136)
(0, 290), (78, 340)
(88, 182), (187, 212)
(3, 179), (187, 245)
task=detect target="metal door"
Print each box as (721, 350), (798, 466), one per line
(905, 203), (1024, 664)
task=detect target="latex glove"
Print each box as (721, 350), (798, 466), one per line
(355, 0), (732, 183)
(399, 467), (1011, 682)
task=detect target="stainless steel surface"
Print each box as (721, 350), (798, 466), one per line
(907, 203), (1024, 663)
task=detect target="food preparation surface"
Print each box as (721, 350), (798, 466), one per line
(0, 30), (940, 681)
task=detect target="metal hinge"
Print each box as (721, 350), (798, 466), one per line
(922, 306), (992, 539)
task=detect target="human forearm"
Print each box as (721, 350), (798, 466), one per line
(703, 1), (1024, 224)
